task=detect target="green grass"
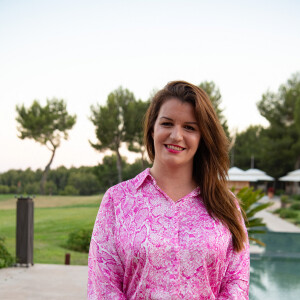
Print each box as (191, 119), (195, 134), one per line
(0, 194), (14, 202)
(0, 195), (102, 265)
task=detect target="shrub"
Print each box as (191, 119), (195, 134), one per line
(237, 187), (272, 246)
(280, 195), (290, 202)
(280, 195), (291, 208)
(65, 228), (92, 253)
(290, 202), (300, 210)
(279, 209), (298, 219)
(45, 181), (57, 195)
(67, 172), (100, 195)
(9, 185), (17, 193)
(292, 194), (300, 201)
(273, 208), (282, 214)
(24, 182), (39, 195)
(59, 185), (79, 196)
(0, 185), (10, 194)
(293, 219), (300, 225)
(0, 237), (14, 268)
(275, 189), (285, 196)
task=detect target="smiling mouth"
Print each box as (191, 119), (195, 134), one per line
(165, 144), (185, 151)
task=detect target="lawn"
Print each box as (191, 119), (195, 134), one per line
(0, 195), (102, 265)
(0, 194), (15, 202)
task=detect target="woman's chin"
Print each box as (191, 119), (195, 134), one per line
(161, 158), (192, 170)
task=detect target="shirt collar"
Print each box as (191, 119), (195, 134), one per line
(133, 168), (153, 190)
(189, 186), (201, 197)
(133, 168), (201, 196)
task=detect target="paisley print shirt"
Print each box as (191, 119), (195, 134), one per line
(88, 168), (250, 299)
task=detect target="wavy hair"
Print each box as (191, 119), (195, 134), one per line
(144, 80), (247, 252)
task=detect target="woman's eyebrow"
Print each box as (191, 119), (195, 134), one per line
(160, 116), (173, 120)
(160, 117), (198, 125)
(185, 121), (198, 125)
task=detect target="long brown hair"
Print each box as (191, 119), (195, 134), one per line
(144, 80), (247, 252)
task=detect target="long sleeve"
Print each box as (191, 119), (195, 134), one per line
(87, 189), (126, 300)
(217, 234), (250, 299)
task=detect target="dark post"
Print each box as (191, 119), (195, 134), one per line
(65, 253), (71, 265)
(16, 196), (34, 266)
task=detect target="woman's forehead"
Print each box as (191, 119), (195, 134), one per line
(157, 98), (197, 120)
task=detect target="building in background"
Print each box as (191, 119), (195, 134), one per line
(227, 167), (274, 193)
(279, 170), (300, 194)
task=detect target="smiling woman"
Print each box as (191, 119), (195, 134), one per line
(88, 81), (250, 299)
(151, 98), (201, 181)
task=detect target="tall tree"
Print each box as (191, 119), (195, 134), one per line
(256, 73), (300, 177)
(232, 125), (263, 170)
(92, 155), (127, 192)
(16, 98), (76, 194)
(90, 87), (135, 182)
(124, 99), (150, 168)
(198, 81), (229, 137)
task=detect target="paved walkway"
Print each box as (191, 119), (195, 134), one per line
(249, 196), (300, 254)
(257, 196), (300, 233)
(256, 210), (300, 233)
(0, 264), (88, 300)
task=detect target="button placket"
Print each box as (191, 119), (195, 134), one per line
(173, 203), (181, 295)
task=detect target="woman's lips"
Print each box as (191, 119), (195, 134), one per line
(165, 144), (185, 153)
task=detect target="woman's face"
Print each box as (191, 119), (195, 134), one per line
(152, 98), (201, 171)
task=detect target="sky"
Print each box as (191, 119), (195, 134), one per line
(0, 0), (299, 173)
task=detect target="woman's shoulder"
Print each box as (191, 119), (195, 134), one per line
(104, 168), (151, 199)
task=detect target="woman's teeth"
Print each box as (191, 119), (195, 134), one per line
(166, 145), (184, 151)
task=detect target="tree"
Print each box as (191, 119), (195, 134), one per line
(256, 73), (300, 177)
(231, 125), (263, 169)
(48, 166), (69, 192)
(124, 99), (150, 168)
(123, 158), (151, 181)
(90, 87), (136, 182)
(93, 155), (127, 192)
(16, 98), (76, 194)
(198, 81), (229, 137)
(67, 169), (100, 195)
(257, 74), (300, 127)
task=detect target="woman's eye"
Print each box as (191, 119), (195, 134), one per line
(161, 122), (172, 126)
(184, 125), (195, 131)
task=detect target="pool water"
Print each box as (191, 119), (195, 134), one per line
(250, 231), (300, 300)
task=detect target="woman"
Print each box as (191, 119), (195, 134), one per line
(88, 81), (250, 299)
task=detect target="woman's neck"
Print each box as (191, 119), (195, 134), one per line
(150, 163), (197, 201)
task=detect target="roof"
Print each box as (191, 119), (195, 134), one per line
(227, 167), (274, 182)
(279, 169), (300, 182)
(227, 167), (257, 182)
(245, 168), (274, 181)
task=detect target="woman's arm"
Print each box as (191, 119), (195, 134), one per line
(217, 202), (250, 300)
(87, 190), (126, 300)
(216, 192), (250, 299)
(217, 240), (250, 299)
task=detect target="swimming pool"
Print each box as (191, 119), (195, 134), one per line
(250, 231), (300, 300)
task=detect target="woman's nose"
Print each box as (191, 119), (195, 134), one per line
(170, 126), (183, 141)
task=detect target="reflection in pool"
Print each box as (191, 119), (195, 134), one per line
(250, 231), (300, 300)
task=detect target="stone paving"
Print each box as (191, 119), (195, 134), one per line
(0, 264), (88, 300)
(257, 195), (300, 233)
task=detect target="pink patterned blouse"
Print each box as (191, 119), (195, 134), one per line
(88, 168), (250, 299)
